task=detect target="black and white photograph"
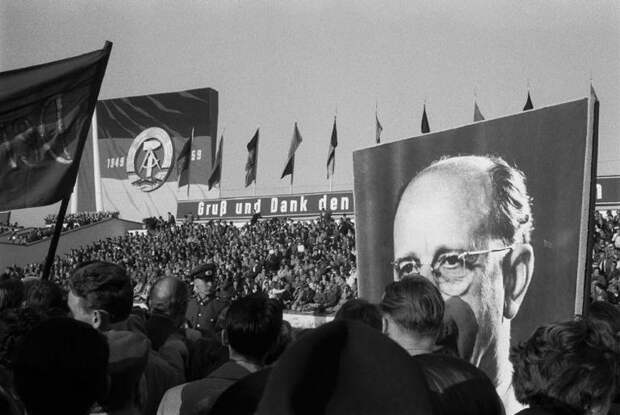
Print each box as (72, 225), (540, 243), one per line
(0, 2), (619, 415)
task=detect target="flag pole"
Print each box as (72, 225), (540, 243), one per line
(290, 168), (294, 195)
(187, 127), (194, 199)
(42, 196), (71, 280)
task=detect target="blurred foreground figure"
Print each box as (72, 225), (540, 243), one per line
(257, 320), (435, 415)
(14, 318), (109, 415)
(510, 319), (619, 415)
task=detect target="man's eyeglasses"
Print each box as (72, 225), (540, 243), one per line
(391, 246), (514, 280)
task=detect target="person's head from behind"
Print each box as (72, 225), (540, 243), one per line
(335, 298), (382, 331)
(392, 155), (534, 379)
(380, 276), (444, 355)
(223, 295), (283, 365)
(68, 261), (132, 330)
(588, 300), (620, 333)
(148, 276), (188, 327)
(0, 278), (24, 312)
(23, 279), (66, 316)
(13, 317), (109, 415)
(510, 319), (619, 415)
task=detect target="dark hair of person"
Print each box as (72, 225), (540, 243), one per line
(380, 276), (444, 337)
(23, 279), (66, 315)
(0, 279), (24, 312)
(334, 298), (382, 331)
(225, 295), (283, 363)
(588, 300), (620, 332)
(413, 353), (504, 415)
(13, 317), (109, 415)
(69, 261), (133, 323)
(510, 319), (619, 413)
(0, 307), (46, 370)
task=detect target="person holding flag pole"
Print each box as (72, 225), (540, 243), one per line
(281, 122), (303, 194)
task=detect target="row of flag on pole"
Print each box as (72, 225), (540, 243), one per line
(179, 91), (536, 191)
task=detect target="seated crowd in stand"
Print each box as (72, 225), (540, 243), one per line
(7, 214), (357, 313)
(6, 211), (119, 245)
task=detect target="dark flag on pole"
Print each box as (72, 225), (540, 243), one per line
(421, 104), (430, 133)
(376, 112), (383, 143)
(245, 129), (259, 187)
(177, 129), (193, 189)
(208, 134), (223, 190)
(281, 122), (303, 180)
(523, 91), (534, 111)
(474, 101), (485, 121)
(327, 117), (337, 179)
(0, 42), (112, 211)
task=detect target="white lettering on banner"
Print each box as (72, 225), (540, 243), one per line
(330, 197), (338, 210)
(290, 200), (298, 212)
(254, 199), (261, 213)
(244, 202), (252, 214)
(220, 200), (227, 216)
(270, 198), (278, 213)
(197, 202), (204, 215)
(341, 197), (349, 210)
(235, 203), (243, 215)
(597, 184), (602, 200)
(300, 196), (308, 211)
(318, 194), (327, 211)
(280, 200), (288, 213)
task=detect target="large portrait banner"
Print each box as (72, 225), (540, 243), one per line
(353, 96), (597, 412)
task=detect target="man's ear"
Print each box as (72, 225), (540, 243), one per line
(382, 316), (389, 335)
(92, 310), (110, 331)
(503, 243), (534, 319)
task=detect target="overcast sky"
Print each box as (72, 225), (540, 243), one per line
(1, 0), (619, 200)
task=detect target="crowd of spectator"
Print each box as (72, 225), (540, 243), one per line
(6, 211), (119, 245)
(0, 260), (618, 415)
(44, 211), (119, 227)
(8, 214), (357, 314)
(591, 210), (620, 304)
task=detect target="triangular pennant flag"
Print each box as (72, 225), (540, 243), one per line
(327, 117), (338, 179)
(421, 104), (430, 133)
(523, 91), (534, 111)
(177, 129), (193, 188)
(245, 129), (259, 187)
(281, 123), (303, 181)
(207, 134), (223, 190)
(474, 101), (485, 121)
(376, 112), (383, 143)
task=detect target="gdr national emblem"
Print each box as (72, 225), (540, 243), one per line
(126, 127), (174, 192)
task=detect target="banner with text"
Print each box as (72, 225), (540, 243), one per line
(596, 176), (620, 208)
(177, 191), (354, 220)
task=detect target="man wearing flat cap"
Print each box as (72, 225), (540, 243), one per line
(185, 263), (227, 335)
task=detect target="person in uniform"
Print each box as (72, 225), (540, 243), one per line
(185, 264), (227, 336)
